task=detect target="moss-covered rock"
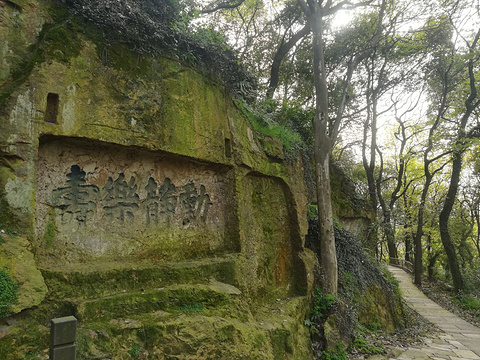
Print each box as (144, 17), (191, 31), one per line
(0, 1), (313, 358)
(358, 285), (398, 333)
(306, 225), (406, 354)
(0, 235), (47, 314)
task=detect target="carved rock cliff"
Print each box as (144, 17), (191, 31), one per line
(0, 1), (315, 358)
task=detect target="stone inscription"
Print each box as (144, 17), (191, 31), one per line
(52, 165), (212, 226)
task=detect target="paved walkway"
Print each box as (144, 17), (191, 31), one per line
(376, 266), (480, 360)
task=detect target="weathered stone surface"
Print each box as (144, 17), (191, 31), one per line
(35, 138), (236, 264)
(0, 235), (48, 314)
(359, 285), (398, 333)
(0, 1), (313, 359)
(237, 174), (295, 300)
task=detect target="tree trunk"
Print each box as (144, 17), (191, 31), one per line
(297, 0), (387, 294)
(426, 234), (439, 281)
(439, 150), (464, 294)
(405, 229), (412, 262)
(314, 148), (337, 294)
(414, 175), (431, 286)
(403, 194), (413, 262)
(438, 27), (480, 295)
(362, 88), (378, 255)
(310, 3), (337, 295)
(475, 209), (480, 258)
(383, 211), (397, 259)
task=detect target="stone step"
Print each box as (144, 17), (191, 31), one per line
(75, 296), (310, 360)
(40, 255), (237, 300)
(73, 282), (241, 322)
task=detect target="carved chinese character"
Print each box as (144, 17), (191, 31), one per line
(158, 178), (177, 214)
(52, 165), (99, 224)
(179, 182), (211, 225)
(143, 177), (160, 225)
(196, 185), (211, 222)
(101, 173), (139, 223)
(142, 177), (178, 225)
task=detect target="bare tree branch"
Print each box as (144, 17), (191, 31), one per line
(266, 24), (311, 99)
(200, 0), (246, 14)
(324, 0), (374, 17)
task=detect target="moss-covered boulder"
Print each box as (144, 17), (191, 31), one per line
(0, 234), (47, 314)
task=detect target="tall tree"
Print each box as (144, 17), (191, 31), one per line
(376, 111), (419, 261)
(413, 38), (454, 284)
(438, 24), (480, 293)
(356, 1), (429, 259)
(413, 115), (451, 286)
(296, 0), (386, 294)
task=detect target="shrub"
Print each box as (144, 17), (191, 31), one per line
(0, 268), (18, 318)
(456, 295), (480, 311)
(463, 262), (480, 295)
(310, 287), (336, 322)
(322, 343), (347, 360)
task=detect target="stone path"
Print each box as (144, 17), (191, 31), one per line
(374, 266), (480, 360)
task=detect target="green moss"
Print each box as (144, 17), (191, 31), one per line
(0, 19), (82, 107)
(41, 258), (236, 300)
(75, 286), (230, 322)
(1, 291), (312, 359)
(43, 24), (82, 62)
(0, 268), (18, 318)
(47, 3), (70, 23)
(0, 151), (27, 230)
(0, 303), (56, 359)
(358, 285), (398, 333)
(43, 209), (57, 248)
(270, 328), (293, 359)
(0, 182), (20, 233)
(235, 100), (303, 155)
(103, 44), (151, 76)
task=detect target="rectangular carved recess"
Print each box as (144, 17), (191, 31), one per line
(44, 93), (59, 124)
(35, 137), (237, 264)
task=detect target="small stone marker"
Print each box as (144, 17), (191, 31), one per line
(50, 316), (77, 360)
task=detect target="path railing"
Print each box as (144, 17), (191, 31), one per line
(389, 258), (414, 274)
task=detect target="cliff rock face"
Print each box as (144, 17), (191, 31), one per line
(0, 1), (315, 358)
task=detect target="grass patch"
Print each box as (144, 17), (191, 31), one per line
(179, 302), (204, 313)
(350, 337), (384, 355)
(127, 344), (142, 359)
(235, 100), (304, 155)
